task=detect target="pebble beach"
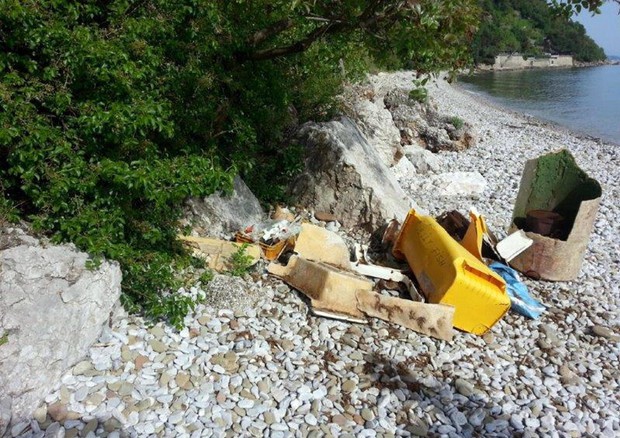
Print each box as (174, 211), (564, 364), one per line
(13, 73), (620, 438)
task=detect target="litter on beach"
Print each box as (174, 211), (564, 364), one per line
(392, 209), (510, 335)
(508, 149), (602, 281)
(178, 235), (261, 271)
(489, 262), (545, 319)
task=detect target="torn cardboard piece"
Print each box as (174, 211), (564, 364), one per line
(356, 290), (455, 341)
(268, 255), (372, 322)
(509, 149), (602, 281)
(294, 223), (352, 270)
(178, 235), (261, 271)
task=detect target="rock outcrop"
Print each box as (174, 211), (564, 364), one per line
(346, 98), (403, 166)
(290, 117), (419, 230)
(184, 176), (265, 238)
(0, 228), (122, 435)
(345, 74), (477, 154)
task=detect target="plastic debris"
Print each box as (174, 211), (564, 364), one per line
(496, 230), (533, 262)
(393, 209), (509, 335)
(489, 262), (545, 319)
(461, 208), (489, 261)
(351, 244), (424, 302)
(236, 218), (301, 261)
(355, 290), (455, 341)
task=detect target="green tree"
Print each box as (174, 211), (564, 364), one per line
(471, 0), (609, 64)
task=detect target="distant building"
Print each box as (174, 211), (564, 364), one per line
(493, 53), (573, 70)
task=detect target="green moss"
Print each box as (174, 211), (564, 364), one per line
(513, 149), (601, 238)
(0, 332), (9, 346)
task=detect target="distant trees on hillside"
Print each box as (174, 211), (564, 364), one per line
(472, 0), (607, 64)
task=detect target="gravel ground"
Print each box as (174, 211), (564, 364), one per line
(13, 73), (620, 438)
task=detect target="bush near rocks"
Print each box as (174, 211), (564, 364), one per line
(0, 0), (481, 323)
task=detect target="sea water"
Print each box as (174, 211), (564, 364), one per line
(459, 65), (620, 144)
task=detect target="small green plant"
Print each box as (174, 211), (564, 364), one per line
(449, 116), (465, 130)
(228, 243), (254, 277)
(0, 332), (9, 346)
(199, 269), (214, 285)
(408, 87), (429, 103)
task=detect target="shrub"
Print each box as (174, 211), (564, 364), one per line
(450, 116), (465, 130)
(1, 0), (481, 325)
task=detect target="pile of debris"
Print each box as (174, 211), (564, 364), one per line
(180, 149), (602, 345)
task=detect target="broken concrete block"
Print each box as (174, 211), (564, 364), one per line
(294, 223), (351, 270)
(355, 290), (454, 341)
(178, 236), (260, 271)
(509, 149), (602, 281)
(268, 256), (372, 322)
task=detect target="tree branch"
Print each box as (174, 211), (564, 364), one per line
(244, 21), (347, 61)
(247, 19), (294, 46)
(239, 0), (405, 62)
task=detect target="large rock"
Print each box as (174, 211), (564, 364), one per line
(0, 228), (122, 434)
(290, 117), (419, 230)
(404, 146), (443, 175)
(347, 99), (403, 166)
(184, 176), (265, 238)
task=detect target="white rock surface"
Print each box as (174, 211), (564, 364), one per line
(347, 99), (403, 166)
(0, 227), (122, 434)
(291, 117), (420, 229)
(184, 175), (265, 238)
(423, 171), (488, 197)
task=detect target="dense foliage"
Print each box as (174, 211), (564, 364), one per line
(473, 0), (607, 64)
(0, 0), (481, 324)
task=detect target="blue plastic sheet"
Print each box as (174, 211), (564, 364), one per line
(490, 262), (545, 319)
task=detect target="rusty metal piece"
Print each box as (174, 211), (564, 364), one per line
(268, 255), (372, 322)
(314, 211), (338, 222)
(381, 219), (401, 248)
(355, 290), (455, 341)
(436, 210), (470, 241)
(525, 210), (564, 237)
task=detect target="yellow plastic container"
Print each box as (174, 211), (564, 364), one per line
(393, 210), (510, 335)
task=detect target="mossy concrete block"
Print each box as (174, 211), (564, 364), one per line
(509, 149), (602, 281)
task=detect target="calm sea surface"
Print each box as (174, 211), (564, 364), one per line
(458, 65), (620, 144)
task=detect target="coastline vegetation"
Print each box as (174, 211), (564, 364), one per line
(0, 0), (609, 324)
(472, 0), (607, 65)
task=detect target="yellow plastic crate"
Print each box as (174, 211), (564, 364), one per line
(393, 210), (510, 335)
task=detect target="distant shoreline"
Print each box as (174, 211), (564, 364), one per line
(453, 81), (620, 148)
(474, 59), (617, 73)
(453, 67), (620, 147)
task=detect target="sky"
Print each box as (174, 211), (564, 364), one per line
(576, 2), (620, 57)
